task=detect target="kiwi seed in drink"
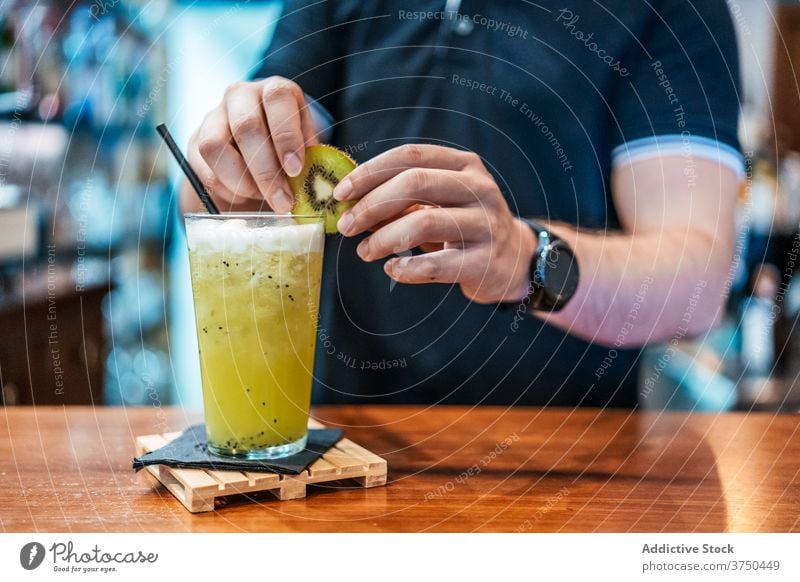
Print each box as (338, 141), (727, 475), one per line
(288, 144), (356, 234)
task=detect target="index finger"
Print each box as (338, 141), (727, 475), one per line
(226, 87), (289, 205)
(262, 80), (316, 177)
(338, 168), (480, 236)
(334, 144), (476, 202)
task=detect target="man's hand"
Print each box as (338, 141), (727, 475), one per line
(333, 144), (537, 304)
(182, 76), (318, 213)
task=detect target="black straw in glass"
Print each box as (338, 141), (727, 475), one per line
(156, 123), (220, 214)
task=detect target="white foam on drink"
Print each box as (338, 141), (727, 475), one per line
(186, 218), (324, 254)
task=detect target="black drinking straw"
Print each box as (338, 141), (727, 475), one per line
(156, 123), (220, 214)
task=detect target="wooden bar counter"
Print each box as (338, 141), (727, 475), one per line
(1, 405), (798, 532)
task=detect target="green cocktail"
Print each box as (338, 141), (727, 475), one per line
(184, 213), (324, 459)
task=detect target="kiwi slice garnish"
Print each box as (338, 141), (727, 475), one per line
(288, 144), (356, 234)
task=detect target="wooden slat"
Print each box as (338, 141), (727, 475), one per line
(162, 431), (183, 442)
(244, 471), (281, 487)
(165, 466), (220, 493)
(322, 446), (366, 474)
(336, 438), (386, 470)
(137, 434), (169, 455)
(208, 470), (249, 488)
(307, 457), (340, 479)
(307, 418), (325, 429)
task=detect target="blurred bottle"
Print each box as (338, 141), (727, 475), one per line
(0, 13), (15, 94)
(740, 264), (779, 378)
(737, 150), (800, 410)
(773, 153), (800, 378)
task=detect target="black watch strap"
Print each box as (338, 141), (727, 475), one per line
(520, 218), (579, 312)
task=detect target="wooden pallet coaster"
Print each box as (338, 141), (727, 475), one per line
(134, 419), (388, 513)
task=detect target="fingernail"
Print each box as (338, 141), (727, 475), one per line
(338, 212), (354, 235)
(357, 238), (370, 260)
(283, 153), (303, 177)
(273, 189), (294, 213)
(334, 178), (352, 200)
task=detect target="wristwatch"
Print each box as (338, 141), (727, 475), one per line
(519, 218), (580, 312)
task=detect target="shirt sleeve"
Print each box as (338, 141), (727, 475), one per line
(608, 0), (742, 158)
(611, 134), (745, 179)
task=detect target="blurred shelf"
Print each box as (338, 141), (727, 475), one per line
(0, 262), (112, 406)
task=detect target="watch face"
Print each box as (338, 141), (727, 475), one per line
(543, 242), (579, 302)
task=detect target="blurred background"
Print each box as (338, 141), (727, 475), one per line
(0, 0), (799, 413)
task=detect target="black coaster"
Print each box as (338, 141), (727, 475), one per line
(132, 424), (343, 475)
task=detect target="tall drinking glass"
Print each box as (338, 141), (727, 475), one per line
(184, 213), (324, 459)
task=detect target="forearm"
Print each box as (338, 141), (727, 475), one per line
(537, 224), (734, 347)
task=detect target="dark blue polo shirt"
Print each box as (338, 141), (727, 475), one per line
(253, 0), (742, 407)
